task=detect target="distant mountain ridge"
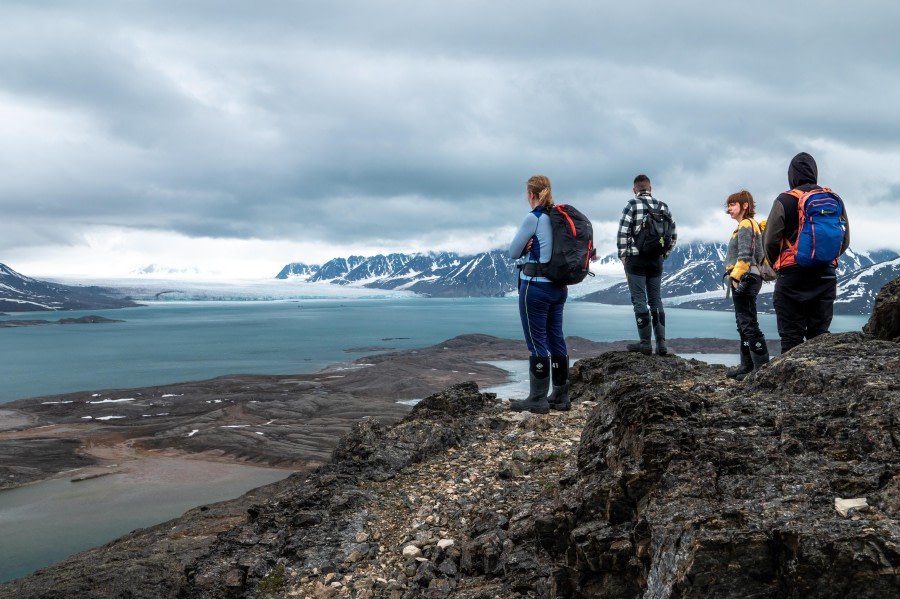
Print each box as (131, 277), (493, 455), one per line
(2, 244), (894, 315)
(276, 245), (899, 314)
(0, 264), (141, 312)
(278, 250), (516, 297)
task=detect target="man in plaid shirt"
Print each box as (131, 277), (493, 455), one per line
(617, 174), (677, 355)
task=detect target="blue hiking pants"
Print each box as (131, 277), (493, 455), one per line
(518, 278), (567, 357)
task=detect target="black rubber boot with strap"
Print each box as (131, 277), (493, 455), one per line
(652, 309), (668, 356)
(627, 312), (652, 355)
(727, 337), (753, 379)
(747, 336), (770, 376)
(547, 355), (570, 411)
(509, 356), (551, 414)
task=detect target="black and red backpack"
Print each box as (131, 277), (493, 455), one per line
(532, 204), (596, 285)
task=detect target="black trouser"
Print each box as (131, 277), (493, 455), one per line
(732, 274), (763, 340)
(773, 266), (837, 354)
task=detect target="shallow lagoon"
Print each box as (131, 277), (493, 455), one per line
(0, 461), (288, 582)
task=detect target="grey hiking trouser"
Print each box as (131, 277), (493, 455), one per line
(625, 258), (663, 315)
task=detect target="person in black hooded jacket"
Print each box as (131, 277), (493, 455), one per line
(762, 152), (850, 354)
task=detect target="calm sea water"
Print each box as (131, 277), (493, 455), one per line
(0, 298), (868, 582)
(0, 298), (868, 404)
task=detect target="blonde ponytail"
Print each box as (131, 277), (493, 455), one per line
(527, 175), (554, 209)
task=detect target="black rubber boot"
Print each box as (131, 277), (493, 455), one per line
(627, 312), (652, 355)
(509, 356), (551, 414)
(547, 355), (570, 411)
(652, 309), (667, 356)
(747, 336), (770, 376)
(727, 338), (753, 379)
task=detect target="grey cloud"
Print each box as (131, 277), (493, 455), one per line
(1, 1), (899, 259)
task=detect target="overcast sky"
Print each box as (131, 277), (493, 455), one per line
(2, 1), (898, 279)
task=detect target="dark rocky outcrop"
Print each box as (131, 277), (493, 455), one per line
(0, 315), (123, 327)
(552, 334), (899, 598)
(863, 276), (900, 342)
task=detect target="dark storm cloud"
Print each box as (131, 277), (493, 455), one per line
(1, 0), (899, 259)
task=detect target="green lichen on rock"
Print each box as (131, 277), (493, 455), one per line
(257, 562), (285, 596)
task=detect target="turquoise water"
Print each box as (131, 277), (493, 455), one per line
(0, 298), (868, 404)
(0, 298), (868, 583)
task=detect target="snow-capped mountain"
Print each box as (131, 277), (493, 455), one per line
(274, 262), (319, 279)
(5, 242), (893, 314)
(131, 264), (204, 277)
(310, 255), (367, 282)
(835, 257), (900, 314)
(579, 243), (729, 305)
(834, 248), (884, 277)
(278, 251), (518, 297)
(0, 264), (140, 312)
(659, 248), (898, 314)
(275, 245), (899, 314)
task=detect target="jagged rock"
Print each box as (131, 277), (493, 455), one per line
(498, 459), (526, 479)
(545, 335), (900, 597)
(864, 276), (900, 342)
(835, 497), (869, 518)
(329, 381), (494, 480)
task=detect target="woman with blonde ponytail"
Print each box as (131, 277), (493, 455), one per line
(507, 175), (570, 414)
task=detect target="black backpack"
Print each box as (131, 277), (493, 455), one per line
(525, 204), (596, 285)
(633, 197), (675, 258)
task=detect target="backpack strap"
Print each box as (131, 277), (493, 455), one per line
(774, 190), (805, 269)
(633, 195), (651, 235)
(747, 219), (763, 267)
(520, 207), (548, 276)
(636, 195), (652, 213)
(786, 186), (835, 198)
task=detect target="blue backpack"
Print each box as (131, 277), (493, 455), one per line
(777, 187), (847, 269)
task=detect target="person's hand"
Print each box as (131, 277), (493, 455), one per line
(524, 239), (533, 253)
(731, 279), (738, 289)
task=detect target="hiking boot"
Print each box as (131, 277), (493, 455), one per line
(747, 336), (770, 375)
(652, 309), (667, 356)
(509, 356), (551, 414)
(627, 312), (652, 355)
(548, 383), (569, 411)
(727, 338), (753, 380)
(547, 355), (570, 411)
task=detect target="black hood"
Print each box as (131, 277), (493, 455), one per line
(788, 152), (818, 188)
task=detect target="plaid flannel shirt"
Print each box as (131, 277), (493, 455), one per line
(616, 192), (678, 259)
